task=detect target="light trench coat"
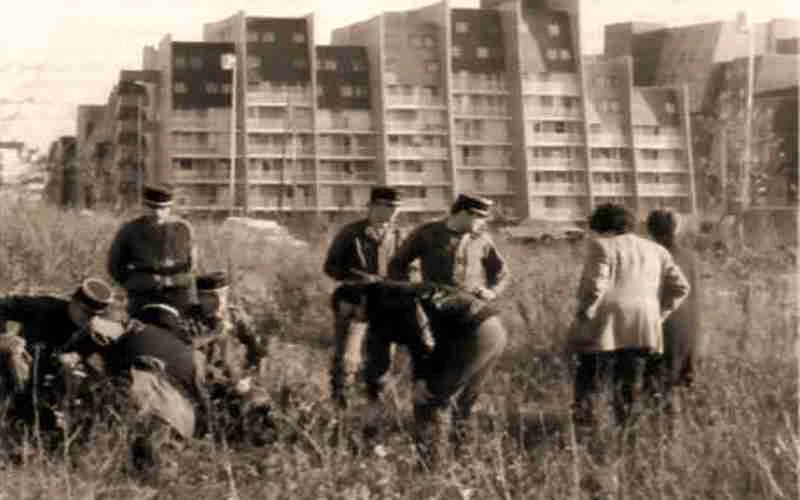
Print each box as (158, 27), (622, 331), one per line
(568, 233), (691, 354)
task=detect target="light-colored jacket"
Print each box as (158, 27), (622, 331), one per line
(568, 233), (691, 354)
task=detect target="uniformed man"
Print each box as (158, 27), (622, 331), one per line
(323, 186), (404, 408)
(0, 278), (115, 398)
(101, 303), (202, 477)
(184, 271), (267, 385)
(107, 183), (197, 317)
(388, 193), (511, 467)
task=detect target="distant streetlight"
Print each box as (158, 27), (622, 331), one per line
(737, 11), (755, 209)
(221, 53), (237, 215)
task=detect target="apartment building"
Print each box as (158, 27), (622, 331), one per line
(71, 0), (698, 223)
(149, 38), (236, 213)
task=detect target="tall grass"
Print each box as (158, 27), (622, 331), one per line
(0, 200), (796, 499)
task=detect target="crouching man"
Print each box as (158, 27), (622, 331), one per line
(0, 278), (115, 430)
(388, 194), (511, 468)
(184, 271), (273, 445)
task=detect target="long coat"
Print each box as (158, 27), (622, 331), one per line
(662, 247), (702, 385)
(568, 233), (691, 354)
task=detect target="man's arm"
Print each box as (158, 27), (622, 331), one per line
(387, 226), (425, 282)
(575, 239), (611, 320)
(660, 251), (691, 320)
(107, 225), (130, 286)
(323, 226), (358, 281)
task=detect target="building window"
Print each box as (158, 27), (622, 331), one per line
(354, 86), (368, 98)
(352, 59), (365, 72)
(476, 46), (490, 59)
(221, 83), (231, 94)
(423, 36), (435, 48)
(487, 23), (499, 35)
(554, 122), (566, 133)
(179, 159), (192, 170)
(174, 55), (186, 69)
(455, 21), (469, 34)
(426, 61), (440, 73)
(247, 31), (258, 42)
(665, 102), (676, 114)
(316, 85), (326, 97)
(247, 55), (261, 69)
(410, 35), (423, 48)
(452, 45), (462, 58)
(609, 100), (621, 113)
(292, 57), (308, 69)
(205, 82), (219, 94)
(560, 49), (572, 61)
(292, 32), (306, 44)
(340, 85), (353, 97)
(324, 59), (337, 71)
(547, 48), (558, 61)
(190, 56), (203, 70)
(262, 32), (276, 43)
(173, 81), (188, 94)
(548, 23), (561, 37)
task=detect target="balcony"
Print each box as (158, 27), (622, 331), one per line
(589, 159), (632, 171)
(529, 159), (585, 171)
(452, 106), (509, 118)
(529, 182), (587, 195)
(172, 167), (230, 182)
(635, 134), (684, 149)
(247, 144), (314, 156)
(637, 183), (689, 196)
(592, 183), (634, 196)
(527, 132), (584, 146)
(386, 172), (450, 185)
(454, 135), (511, 145)
(466, 185), (516, 196)
(386, 120), (447, 133)
(247, 171), (283, 183)
(246, 118), (313, 131)
(589, 133), (631, 147)
(318, 171), (375, 183)
(636, 159), (687, 172)
(317, 146), (376, 157)
(386, 146), (448, 159)
(316, 118), (374, 132)
(385, 93), (445, 108)
(247, 90), (312, 106)
(451, 79), (509, 94)
(525, 106), (582, 119)
(170, 143), (230, 156)
(169, 116), (217, 131)
(458, 163), (514, 171)
(522, 79), (580, 96)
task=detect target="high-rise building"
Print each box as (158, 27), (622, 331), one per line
(73, 0), (699, 223)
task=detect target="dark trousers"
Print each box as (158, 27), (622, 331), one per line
(413, 315), (508, 466)
(127, 287), (193, 318)
(572, 348), (668, 431)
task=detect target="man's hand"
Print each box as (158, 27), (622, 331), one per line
(472, 287), (497, 302)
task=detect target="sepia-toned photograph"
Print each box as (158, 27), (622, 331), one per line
(0, 0), (797, 498)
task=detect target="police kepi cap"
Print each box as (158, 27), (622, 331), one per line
(72, 278), (113, 312)
(368, 186), (400, 206)
(143, 183), (174, 208)
(451, 193), (493, 217)
(196, 271), (229, 292)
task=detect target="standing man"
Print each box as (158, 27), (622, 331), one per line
(567, 204), (691, 436)
(388, 193), (511, 467)
(323, 186), (403, 409)
(107, 184), (197, 317)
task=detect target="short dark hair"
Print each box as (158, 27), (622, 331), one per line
(588, 203), (635, 235)
(646, 209), (678, 248)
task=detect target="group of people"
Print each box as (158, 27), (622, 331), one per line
(0, 181), (700, 474)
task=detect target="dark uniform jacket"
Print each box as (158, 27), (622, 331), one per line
(388, 220), (510, 294)
(103, 317), (198, 400)
(0, 296), (97, 358)
(107, 215), (196, 294)
(324, 219), (402, 282)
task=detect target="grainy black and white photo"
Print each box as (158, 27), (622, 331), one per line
(0, 0), (797, 498)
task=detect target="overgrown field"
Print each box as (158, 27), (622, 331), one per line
(0, 202), (796, 500)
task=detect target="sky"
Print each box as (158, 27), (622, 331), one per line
(0, 0), (797, 172)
